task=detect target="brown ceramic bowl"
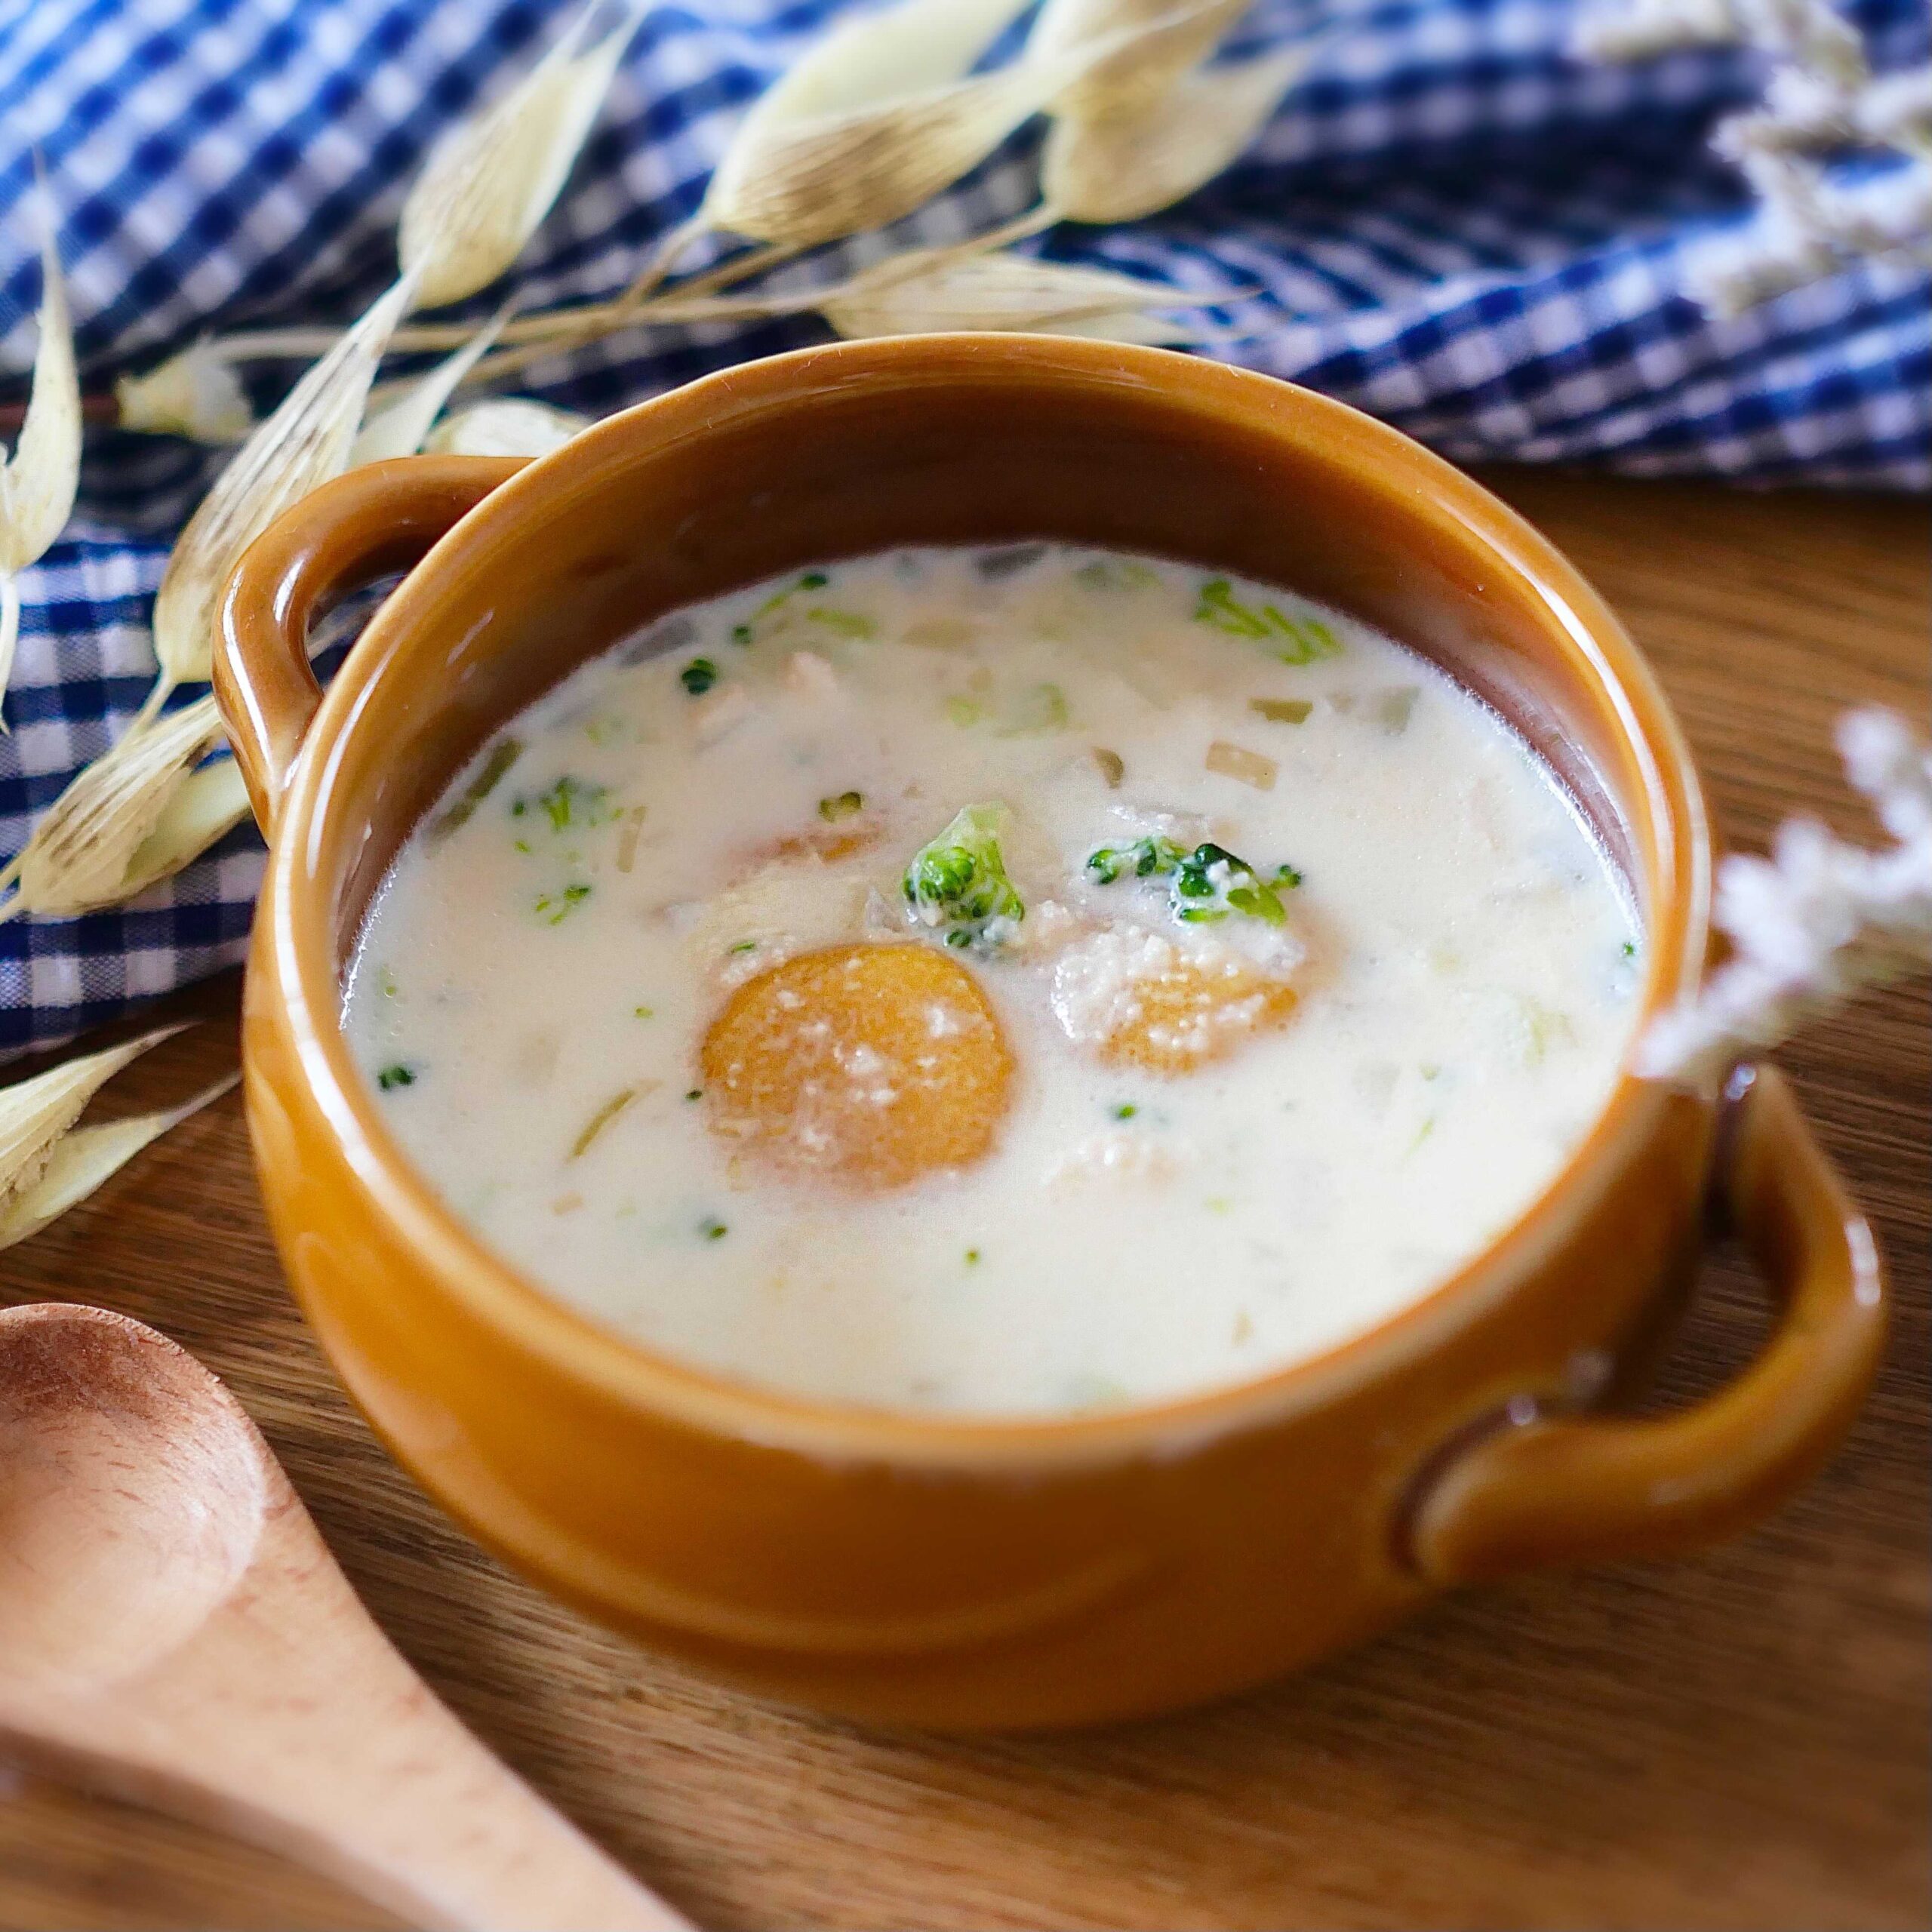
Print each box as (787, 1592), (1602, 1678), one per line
(215, 337), (1884, 1730)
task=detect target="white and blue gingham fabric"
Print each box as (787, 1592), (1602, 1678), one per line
(0, 0), (1926, 1058)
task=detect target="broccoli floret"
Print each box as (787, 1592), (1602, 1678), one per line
(1087, 835), (1299, 926)
(903, 804), (1025, 951)
(1085, 834), (1188, 884)
(1173, 842), (1298, 925)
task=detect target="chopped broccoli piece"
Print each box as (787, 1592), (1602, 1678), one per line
(903, 803), (1025, 952)
(377, 1063), (417, 1091)
(1085, 834), (1188, 885)
(514, 774), (613, 834)
(534, 881), (592, 924)
(1193, 579), (1343, 664)
(1087, 836), (1300, 927)
(681, 657), (718, 694)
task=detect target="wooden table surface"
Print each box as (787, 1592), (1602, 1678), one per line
(1, 468), (1925, 1932)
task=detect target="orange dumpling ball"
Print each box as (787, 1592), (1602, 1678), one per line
(700, 943), (1014, 1190)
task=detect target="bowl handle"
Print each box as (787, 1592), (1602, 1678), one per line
(1405, 1063), (1885, 1584)
(214, 456), (525, 835)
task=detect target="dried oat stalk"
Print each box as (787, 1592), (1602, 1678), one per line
(146, 272), (419, 705)
(634, 0), (1026, 279)
(0, 696), (248, 921)
(0, 198), (82, 709)
(399, 2), (643, 310)
(1044, 42), (1315, 223)
(1030, 0), (1252, 120)
(678, 0), (1233, 260)
(115, 338), (255, 444)
(0, 1023), (236, 1249)
(818, 245), (1205, 340)
(353, 304), (512, 464)
(0, 1025), (180, 1215)
(421, 397), (591, 457)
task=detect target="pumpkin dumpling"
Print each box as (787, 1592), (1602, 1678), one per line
(701, 943), (1014, 1189)
(1051, 926), (1299, 1075)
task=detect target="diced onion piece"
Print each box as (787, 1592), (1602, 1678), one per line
(1249, 697), (1312, 724)
(1205, 740), (1277, 790)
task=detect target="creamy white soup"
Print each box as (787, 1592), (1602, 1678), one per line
(344, 546), (1641, 1415)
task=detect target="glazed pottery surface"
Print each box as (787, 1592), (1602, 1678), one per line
(215, 337), (1884, 1728)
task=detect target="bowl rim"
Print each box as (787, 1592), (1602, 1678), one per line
(260, 334), (1712, 1472)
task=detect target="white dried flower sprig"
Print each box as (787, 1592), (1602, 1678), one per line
(0, 1022), (237, 1249)
(1580, 0), (1932, 315)
(1640, 708), (1932, 1086)
(0, 195), (81, 711)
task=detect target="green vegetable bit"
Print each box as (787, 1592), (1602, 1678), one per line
(700, 1216), (728, 1241)
(534, 881), (592, 924)
(513, 773), (614, 835)
(902, 803), (1026, 952)
(633, 1004), (654, 1019)
(1111, 1103), (1137, 1121)
(1194, 579), (1341, 664)
(818, 789), (864, 821)
(1084, 834), (1188, 885)
(806, 607), (875, 639)
(429, 737), (522, 840)
(1087, 837), (1300, 927)
(730, 570), (836, 648)
(1074, 557), (1158, 592)
(728, 940), (758, 955)
(377, 1063), (417, 1091)
(681, 657), (718, 694)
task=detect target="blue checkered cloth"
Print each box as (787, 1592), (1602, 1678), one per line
(0, 0), (1926, 1060)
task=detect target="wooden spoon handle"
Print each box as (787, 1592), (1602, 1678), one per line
(152, 1552), (687, 1930)
(14, 1474), (687, 1930)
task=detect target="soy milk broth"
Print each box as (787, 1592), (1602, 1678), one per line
(343, 546), (1641, 1415)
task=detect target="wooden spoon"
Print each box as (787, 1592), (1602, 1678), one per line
(0, 1300), (688, 1931)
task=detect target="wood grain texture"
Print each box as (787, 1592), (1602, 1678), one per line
(0, 469), (1925, 1932)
